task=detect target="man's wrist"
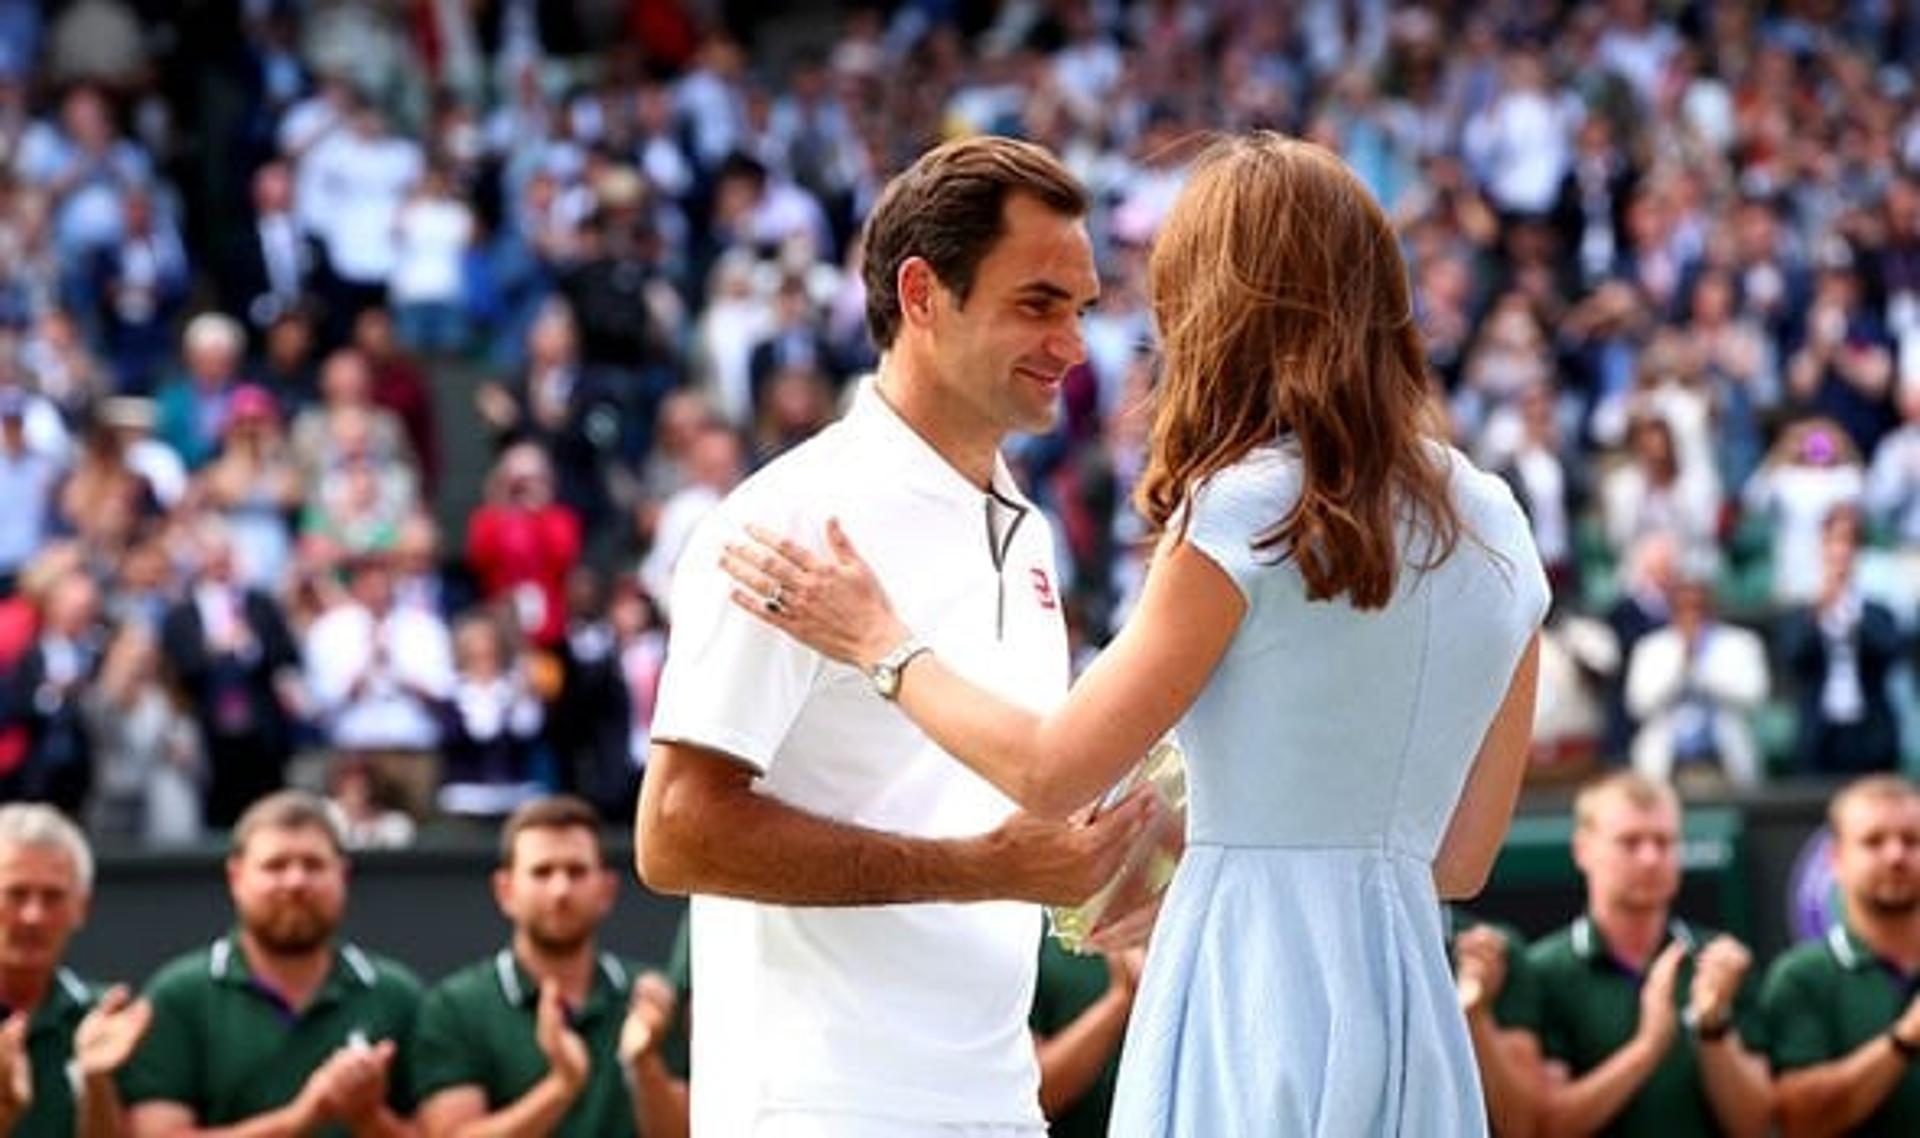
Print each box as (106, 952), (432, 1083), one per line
(1888, 1026), (1920, 1062)
(544, 1064), (588, 1098)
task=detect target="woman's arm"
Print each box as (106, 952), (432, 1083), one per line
(728, 522), (1246, 817)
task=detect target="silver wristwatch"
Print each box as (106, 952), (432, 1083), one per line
(869, 636), (931, 701)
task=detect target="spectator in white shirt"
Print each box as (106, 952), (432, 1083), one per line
(1625, 566), (1770, 791)
(1743, 417), (1867, 605)
(303, 550), (453, 821)
(304, 102), (423, 317)
(390, 165), (474, 355)
(1463, 50), (1577, 218)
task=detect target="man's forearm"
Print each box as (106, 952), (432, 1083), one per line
(639, 769), (1002, 905)
(348, 1107), (415, 1138)
(78, 1072), (127, 1138)
(1036, 989), (1133, 1119)
(1542, 1033), (1666, 1137)
(1464, 1012), (1541, 1138)
(626, 1055), (688, 1138)
(449, 1074), (576, 1138)
(1697, 1038), (1771, 1138)
(1776, 1038), (1911, 1138)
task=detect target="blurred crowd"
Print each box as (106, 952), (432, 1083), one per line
(2, 0), (1920, 845)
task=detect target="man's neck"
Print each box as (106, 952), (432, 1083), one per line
(512, 933), (598, 1005)
(874, 359), (997, 490)
(0, 966), (53, 1015)
(238, 933), (334, 1013)
(1849, 905), (1920, 974)
(1591, 903), (1672, 972)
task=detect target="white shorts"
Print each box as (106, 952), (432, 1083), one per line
(752, 1113), (1046, 1138)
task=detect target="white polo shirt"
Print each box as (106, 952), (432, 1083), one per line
(651, 381), (1070, 1134)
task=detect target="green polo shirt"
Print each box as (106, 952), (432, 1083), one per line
(410, 949), (661, 1138)
(1028, 937), (1124, 1138)
(5, 968), (99, 1138)
(1762, 922), (1920, 1137)
(119, 934), (422, 1134)
(1446, 908), (1543, 1034)
(1528, 915), (1766, 1137)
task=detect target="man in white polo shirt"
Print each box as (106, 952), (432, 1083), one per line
(636, 136), (1153, 1137)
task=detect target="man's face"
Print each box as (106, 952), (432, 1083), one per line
(1833, 795), (1920, 919)
(1574, 796), (1682, 916)
(228, 825), (347, 956)
(920, 193), (1098, 440)
(0, 844), (86, 977)
(493, 827), (615, 957)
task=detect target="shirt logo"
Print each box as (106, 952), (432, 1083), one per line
(1030, 568), (1057, 610)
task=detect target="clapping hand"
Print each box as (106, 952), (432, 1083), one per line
(1687, 936), (1752, 1033)
(537, 981), (591, 1095)
(73, 985), (152, 1079)
(1453, 926), (1510, 1013)
(618, 972), (678, 1073)
(0, 1012), (30, 1125)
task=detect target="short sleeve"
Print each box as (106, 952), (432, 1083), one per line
(1761, 955), (1838, 1073)
(650, 504), (824, 775)
(1491, 933), (1543, 1034)
(1731, 963), (1769, 1054)
(407, 982), (481, 1103)
(118, 969), (202, 1107)
(381, 968), (425, 1113)
(1523, 945), (1575, 1062)
(1182, 453), (1295, 601)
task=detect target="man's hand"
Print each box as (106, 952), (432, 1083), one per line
(73, 985), (153, 1078)
(1102, 949), (1146, 1000)
(1894, 988), (1920, 1049)
(1687, 936), (1752, 1031)
(979, 788), (1157, 908)
(1636, 942), (1687, 1053)
(536, 981), (591, 1095)
(618, 973), (678, 1072)
(1454, 925), (1510, 1013)
(289, 1038), (396, 1130)
(0, 1012), (30, 1125)
(1083, 891), (1163, 954)
(321, 1039), (396, 1126)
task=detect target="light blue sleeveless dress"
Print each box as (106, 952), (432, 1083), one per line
(1108, 443), (1549, 1137)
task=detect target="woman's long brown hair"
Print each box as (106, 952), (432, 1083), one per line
(1135, 133), (1462, 609)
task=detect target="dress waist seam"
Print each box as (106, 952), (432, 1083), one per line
(1187, 840), (1423, 858)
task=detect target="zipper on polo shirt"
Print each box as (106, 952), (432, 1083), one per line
(983, 489), (1028, 640)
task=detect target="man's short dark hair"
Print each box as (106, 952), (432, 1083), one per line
(499, 795), (604, 868)
(231, 790), (346, 859)
(860, 136), (1089, 351)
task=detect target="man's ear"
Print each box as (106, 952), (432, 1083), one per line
(898, 257), (939, 328)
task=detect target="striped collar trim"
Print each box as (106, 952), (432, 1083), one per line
(493, 949), (628, 1007)
(1571, 914), (1696, 963)
(53, 968), (89, 1006)
(209, 936), (377, 987)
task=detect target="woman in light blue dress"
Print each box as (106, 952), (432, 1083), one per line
(722, 134), (1549, 1136)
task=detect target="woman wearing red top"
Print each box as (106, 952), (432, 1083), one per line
(465, 443), (581, 647)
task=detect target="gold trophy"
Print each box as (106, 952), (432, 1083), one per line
(1047, 737), (1188, 954)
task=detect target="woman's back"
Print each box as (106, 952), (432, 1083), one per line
(1110, 441), (1547, 1137)
(1178, 441), (1547, 856)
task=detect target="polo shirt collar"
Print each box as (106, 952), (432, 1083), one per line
(0, 968), (92, 1040)
(1827, 922), (1875, 972)
(1572, 912), (1696, 971)
(846, 378), (1033, 513)
(209, 933), (377, 1010)
(1826, 920), (1920, 986)
(491, 948), (629, 1018)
